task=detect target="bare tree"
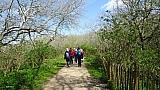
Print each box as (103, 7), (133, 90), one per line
(0, 0), (85, 45)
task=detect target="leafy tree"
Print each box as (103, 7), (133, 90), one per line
(99, 0), (160, 65)
(97, 0), (160, 88)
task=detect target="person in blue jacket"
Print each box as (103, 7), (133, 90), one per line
(76, 47), (83, 67)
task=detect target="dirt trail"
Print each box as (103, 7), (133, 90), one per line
(41, 62), (109, 90)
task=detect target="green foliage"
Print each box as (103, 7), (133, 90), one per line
(81, 44), (98, 56)
(133, 46), (159, 69)
(96, 1), (160, 89)
(0, 41), (64, 89)
(0, 69), (34, 90)
(25, 41), (60, 68)
(0, 59), (65, 90)
(27, 42), (59, 59)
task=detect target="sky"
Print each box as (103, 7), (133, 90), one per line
(83, 0), (123, 20)
(70, 0), (124, 34)
(83, 0), (108, 20)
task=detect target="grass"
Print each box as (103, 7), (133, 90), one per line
(34, 58), (66, 89)
(84, 55), (107, 82)
(84, 55), (113, 89)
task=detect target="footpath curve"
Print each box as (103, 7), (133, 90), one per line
(41, 62), (109, 90)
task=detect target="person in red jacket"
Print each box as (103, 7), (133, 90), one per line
(69, 48), (75, 64)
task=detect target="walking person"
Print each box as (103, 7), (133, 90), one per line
(77, 47), (83, 67)
(69, 48), (75, 64)
(74, 49), (78, 63)
(64, 48), (70, 67)
(81, 49), (85, 63)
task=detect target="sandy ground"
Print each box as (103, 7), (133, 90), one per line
(41, 61), (109, 90)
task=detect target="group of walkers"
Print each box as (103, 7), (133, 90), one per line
(64, 47), (85, 67)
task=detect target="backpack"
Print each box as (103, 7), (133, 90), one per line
(77, 50), (81, 56)
(66, 52), (70, 58)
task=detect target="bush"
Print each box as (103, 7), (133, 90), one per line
(81, 44), (98, 56)
(0, 69), (35, 90)
(0, 41), (63, 90)
(24, 42), (60, 68)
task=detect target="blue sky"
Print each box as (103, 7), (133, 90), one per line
(83, 0), (124, 20)
(83, 0), (109, 20)
(66, 0), (109, 35)
(70, 0), (109, 35)
(63, 0), (124, 35)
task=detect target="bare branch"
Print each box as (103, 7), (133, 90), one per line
(0, 0), (85, 45)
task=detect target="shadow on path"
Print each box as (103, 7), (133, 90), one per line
(41, 62), (109, 90)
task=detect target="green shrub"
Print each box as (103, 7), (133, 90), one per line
(0, 59), (66, 90)
(81, 44), (98, 56)
(0, 41), (64, 90)
(24, 42), (60, 68)
(0, 69), (35, 90)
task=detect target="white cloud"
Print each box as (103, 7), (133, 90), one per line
(101, 0), (124, 10)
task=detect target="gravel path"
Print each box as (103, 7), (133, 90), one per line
(41, 62), (109, 90)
